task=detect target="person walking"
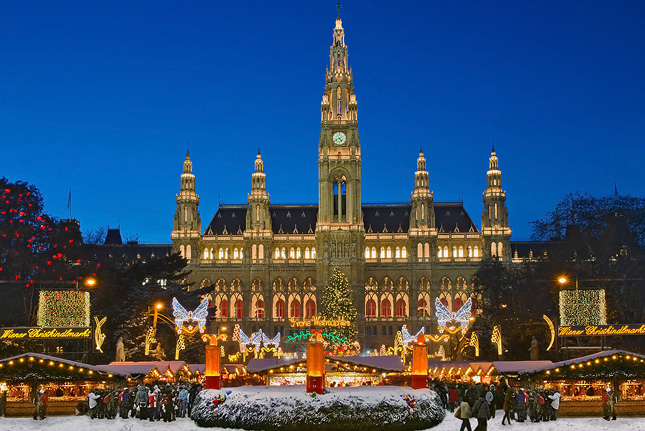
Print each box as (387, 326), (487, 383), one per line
(548, 389), (561, 420)
(177, 386), (189, 418)
(502, 387), (513, 425)
(602, 387), (617, 420)
(458, 398), (472, 431)
(448, 385), (458, 413)
(472, 392), (491, 431)
(485, 385), (496, 418)
(87, 389), (101, 419)
(134, 385), (149, 420)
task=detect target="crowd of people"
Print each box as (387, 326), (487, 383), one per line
(82, 383), (201, 421)
(430, 380), (565, 431)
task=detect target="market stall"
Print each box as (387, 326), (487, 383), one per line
(248, 355), (404, 386)
(522, 350), (645, 416)
(0, 352), (122, 416)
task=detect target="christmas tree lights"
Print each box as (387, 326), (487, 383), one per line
(319, 268), (357, 341)
(37, 290), (90, 327)
(559, 289), (607, 326)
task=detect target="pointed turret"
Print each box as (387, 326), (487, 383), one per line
(482, 147), (511, 260)
(172, 150), (201, 261)
(410, 149), (434, 229)
(247, 151), (271, 233)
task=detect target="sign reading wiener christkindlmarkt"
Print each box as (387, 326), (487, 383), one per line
(558, 324), (645, 337)
(0, 327), (92, 340)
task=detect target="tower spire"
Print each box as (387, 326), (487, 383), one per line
(482, 147), (511, 260)
(172, 151), (201, 261)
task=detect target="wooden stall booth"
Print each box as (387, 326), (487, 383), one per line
(0, 352), (122, 416)
(522, 350), (645, 417)
(248, 355), (404, 387)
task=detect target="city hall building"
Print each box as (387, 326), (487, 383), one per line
(170, 12), (514, 352)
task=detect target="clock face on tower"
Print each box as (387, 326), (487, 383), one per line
(332, 132), (347, 145)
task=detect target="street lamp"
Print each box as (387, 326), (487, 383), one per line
(75, 277), (96, 289)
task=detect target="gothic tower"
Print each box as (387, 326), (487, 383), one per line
(245, 151), (272, 262)
(316, 8), (364, 306)
(409, 149), (437, 262)
(481, 147), (511, 260)
(172, 150), (201, 261)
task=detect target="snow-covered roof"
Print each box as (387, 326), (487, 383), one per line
(329, 355), (404, 372)
(247, 355), (404, 374)
(492, 361), (553, 374)
(188, 364), (205, 374)
(427, 361), (493, 376)
(95, 360), (188, 377)
(247, 357), (302, 373)
(521, 350), (645, 374)
(0, 352), (120, 375)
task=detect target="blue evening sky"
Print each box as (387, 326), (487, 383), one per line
(2, 1), (644, 243)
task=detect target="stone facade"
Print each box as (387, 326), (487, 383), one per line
(171, 13), (512, 352)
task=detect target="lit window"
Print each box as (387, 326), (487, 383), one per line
(235, 300), (243, 319)
(296, 248), (301, 259)
(290, 299), (301, 318)
(386, 247), (392, 258)
(371, 247), (377, 259)
(305, 299), (316, 318)
(365, 247), (370, 258)
(366, 299), (377, 317)
(381, 299), (392, 318)
(311, 247), (316, 258)
(275, 300), (285, 318)
(402, 247), (407, 258)
(380, 247), (385, 258)
(305, 247), (311, 259)
(289, 248), (295, 259)
(474, 246), (479, 257)
(274, 248), (280, 259)
(458, 246), (464, 258)
(395, 247), (401, 258)
(438, 247), (442, 258)
(396, 299), (406, 318)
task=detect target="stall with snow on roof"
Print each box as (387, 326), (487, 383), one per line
(520, 350), (645, 416)
(0, 352), (122, 416)
(248, 355), (404, 386)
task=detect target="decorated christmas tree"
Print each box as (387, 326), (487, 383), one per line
(319, 268), (357, 342)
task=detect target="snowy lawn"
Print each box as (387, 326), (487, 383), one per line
(0, 411), (642, 430)
(0, 412), (645, 431)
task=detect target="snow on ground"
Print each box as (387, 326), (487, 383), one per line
(0, 411), (641, 431)
(0, 398), (641, 431)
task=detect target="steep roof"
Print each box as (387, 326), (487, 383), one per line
(205, 202), (478, 235)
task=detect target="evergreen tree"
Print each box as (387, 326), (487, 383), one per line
(91, 252), (213, 362)
(319, 268), (357, 342)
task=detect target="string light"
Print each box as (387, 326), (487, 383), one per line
(558, 290), (606, 326)
(37, 290), (90, 327)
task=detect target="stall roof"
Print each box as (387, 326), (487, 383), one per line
(96, 361), (187, 377)
(330, 355), (404, 372)
(1, 352), (119, 375)
(248, 355), (404, 374)
(492, 361), (553, 374)
(521, 350), (645, 375)
(247, 357), (302, 373)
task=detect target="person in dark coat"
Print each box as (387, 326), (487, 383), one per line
(472, 392), (491, 431)
(502, 387), (514, 425)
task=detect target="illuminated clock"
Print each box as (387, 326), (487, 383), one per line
(332, 132), (347, 145)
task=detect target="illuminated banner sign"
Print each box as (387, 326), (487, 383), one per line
(290, 316), (351, 328)
(558, 324), (645, 337)
(0, 327), (92, 340)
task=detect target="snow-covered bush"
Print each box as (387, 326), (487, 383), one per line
(191, 386), (445, 431)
